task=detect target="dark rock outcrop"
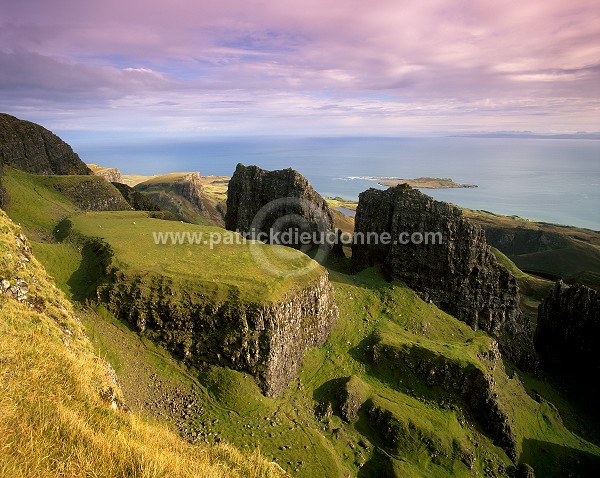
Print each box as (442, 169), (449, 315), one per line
(99, 266), (338, 398)
(535, 281), (600, 380)
(483, 227), (571, 256)
(352, 185), (535, 368)
(0, 113), (91, 175)
(88, 163), (123, 183)
(111, 182), (161, 211)
(516, 463), (536, 478)
(225, 164), (335, 252)
(337, 376), (370, 422)
(51, 177), (131, 211)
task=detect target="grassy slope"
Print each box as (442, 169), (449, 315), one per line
(3, 169), (600, 477)
(70, 210), (323, 304)
(0, 167), (79, 240)
(465, 209), (600, 290)
(490, 247), (554, 322)
(0, 209), (287, 478)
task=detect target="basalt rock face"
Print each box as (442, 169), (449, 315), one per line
(111, 182), (161, 211)
(535, 281), (600, 380)
(0, 113), (91, 175)
(225, 164), (335, 250)
(352, 185), (535, 368)
(52, 177), (132, 211)
(88, 163), (123, 183)
(136, 172), (224, 225)
(99, 267), (338, 398)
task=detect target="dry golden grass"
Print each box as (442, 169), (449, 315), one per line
(0, 209), (288, 478)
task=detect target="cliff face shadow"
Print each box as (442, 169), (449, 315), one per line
(312, 377), (347, 412)
(357, 447), (396, 478)
(67, 238), (112, 302)
(521, 439), (600, 478)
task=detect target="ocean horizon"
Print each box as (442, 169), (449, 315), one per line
(66, 135), (600, 231)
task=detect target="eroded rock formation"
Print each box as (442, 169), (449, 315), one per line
(0, 113), (91, 175)
(135, 172), (224, 225)
(99, 264), (339, 398)
(111, 182), (161, 211)
(352, 185), (535, 368)
(88, 163), (123, 183)
(370, 335), (518, 462)
(535, 281), (600, 380)
(225, 164), (335, 251)
(52, 177), (132, 211)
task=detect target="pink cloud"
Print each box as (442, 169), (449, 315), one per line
(0, 0), (598, 133)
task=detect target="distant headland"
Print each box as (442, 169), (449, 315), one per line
(361, 176), (478, 188)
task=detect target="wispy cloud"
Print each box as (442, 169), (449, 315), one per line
(1, 0), (598, 134)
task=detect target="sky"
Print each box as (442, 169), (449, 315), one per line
(1, 0), (599, 136)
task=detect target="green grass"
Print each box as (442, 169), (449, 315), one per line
(4, 167), (600, 477)
(69, 210), (324, 303)
(491, 247), (554, 300)
(0, 168), (79, 239)
(0, 209), (287, 478)
(465, 209), (600, 290)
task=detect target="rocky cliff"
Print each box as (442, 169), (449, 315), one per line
(135, 172), (224, 225)
(225, 164), (335, 251)
(0, 113), (91, 175)
(369, 335), (518, 462)
(111, 182), (161, 211)
(88, 163), (123, 183)
(52, 176), (132, 211)
(352, 185), (535, 368)
(535, 281), (600, 380)
(99, 265), (338, 398)
(483, 227), (571, 256)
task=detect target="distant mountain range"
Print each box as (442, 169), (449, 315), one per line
(451, 131), (600, 140)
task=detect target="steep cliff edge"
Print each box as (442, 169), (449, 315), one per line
(535, 281), (600, 380)
(0, 113), (91, 175)
(88, 163), (123, 183)
(69, 211), (339, 398)
(225, 164), (336, 251)
(352, 185), (535, 368)
(111, 181), (162, 211)
(100, 267), (338, 398)
(135, 172), (224, 225)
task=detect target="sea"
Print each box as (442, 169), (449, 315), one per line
(68, 135), (600, 231)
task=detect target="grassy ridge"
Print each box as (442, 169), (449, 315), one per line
(70, 210), (324, 304)
(465, 209), (600, 290)
(0, 209), (287, 478)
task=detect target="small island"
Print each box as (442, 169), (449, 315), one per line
(376, 177), (478, 188)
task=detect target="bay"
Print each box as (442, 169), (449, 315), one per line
(70, 136), (600, 230)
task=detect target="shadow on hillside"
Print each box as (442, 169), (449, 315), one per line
(312, 377), (347, 414)
(519, 369), (600, 447)
(357, 447), (396, 478)
(521, 439), (600, 478)
(67, 238), (112, 301)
